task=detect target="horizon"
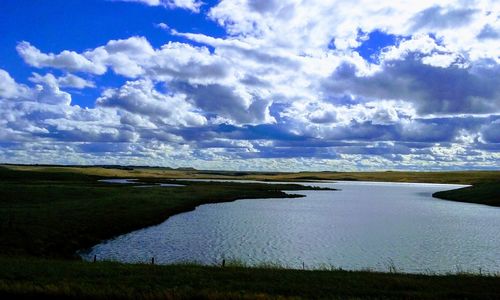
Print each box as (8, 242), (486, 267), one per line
(2, 162), (498, 173)
(1, 0), (499, 171)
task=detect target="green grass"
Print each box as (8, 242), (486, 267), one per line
(5, 164), (500, 184)
(433, 181), (500, 207)
(0, 165), (499, 299)
(1, 256), (499, 300)
(0, 167), (326, 258)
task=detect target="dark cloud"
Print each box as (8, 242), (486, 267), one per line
(411, 6), (478, 31)
(324, 56), (500, 115)
(476, 142), (500, 152)
(171, 82), (273, 124)
(175, 123), (306, 142)
(248, 146), (337, 159)
(39, 125), (137, 143)
(481, 120), (500, 143)
(96, 80), (206, 127)
(248, 0), (280, 14)
(240, 74), (271, 87)
(477, 25), (500, 40)
(148, 58), (229, 81)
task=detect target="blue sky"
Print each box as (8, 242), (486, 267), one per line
(0, 0), (499, 170)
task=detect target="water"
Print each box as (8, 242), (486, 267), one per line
(98, 178), (184, 187)
(98, 178), (138, 184)
(81, 181), (500, 274)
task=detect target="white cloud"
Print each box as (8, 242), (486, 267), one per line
(96, 79), (207, 127)
(57, 74), (95, 89)
(155, 22), (169, 30)
(283, 100), (416, 129)
(30, 75), (72, 106)
(16, 42), (106, 74)
(0, 69), (30, 99)
(118, 0), (203, 12)
(30, 72), (95, 89)
(208, 0), (499, 61)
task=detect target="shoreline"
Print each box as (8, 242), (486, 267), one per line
(81, 179), (496, 274)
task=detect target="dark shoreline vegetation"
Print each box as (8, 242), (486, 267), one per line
(1, 165), (499, 299)
(432, 182), (500, 207)
(0, 166), (331, 258)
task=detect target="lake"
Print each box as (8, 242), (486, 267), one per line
(81, 180), (500, 274)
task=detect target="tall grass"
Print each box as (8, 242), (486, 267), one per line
(1, 256), (499, 300)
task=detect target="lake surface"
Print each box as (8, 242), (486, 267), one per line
(81, 181), (500, 274)
(98, 178), (184, 187)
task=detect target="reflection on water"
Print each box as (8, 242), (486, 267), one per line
(98, 179), (138, 184)
(98, 178), (184, 188)
(82, 181), (500, 274)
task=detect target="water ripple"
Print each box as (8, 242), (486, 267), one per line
(82, 181), (500, 274)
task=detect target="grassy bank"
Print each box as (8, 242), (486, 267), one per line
(433, 181), (500, 207)
(1, 257), (499, 300)
(0, 167), (326, 258)
(4, 164), (499, 208)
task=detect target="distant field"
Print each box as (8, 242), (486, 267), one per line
(4, 164), (499, 206)
(4, 164), (500, 184)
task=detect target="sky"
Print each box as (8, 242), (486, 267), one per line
(0, 0), (499, 171)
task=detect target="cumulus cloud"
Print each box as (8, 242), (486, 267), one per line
(208, 0), (499, 58)
(480, 119), (500, 143)
(29, 74), (72, 106)
(0, 70), (30, 98)
(477, 24), (500, 40)
(283, 100), (415, 127)
(30, 73), (95, 89)
(97, 79), (207, 127)
(0, 69), (140, 144)
(16, 42), (106, 74)
(17, 37), (275, 124)
(170, 82), (275, 124)
(324, 55), (500, 115)
(155, 22), (169, 30)
(410, 6), (478, 31)
(57, 74), (95, 89)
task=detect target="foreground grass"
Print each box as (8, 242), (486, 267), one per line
(1, 256), (499, 300)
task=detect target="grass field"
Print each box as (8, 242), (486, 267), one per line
(5, 164), (499, 206)
(0, 165), (499, 299)
(0, 166), (327, 258)
(1, 257), (500, 300)
(5, 164), (500, 184)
